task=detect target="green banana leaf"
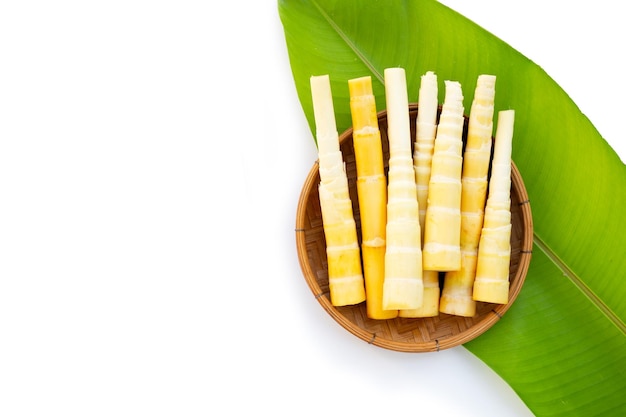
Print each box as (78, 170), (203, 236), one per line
(278, 0), (626, 415)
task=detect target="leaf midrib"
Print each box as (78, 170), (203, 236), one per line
(533, 234), (626, 335)
(311, 0), (384, 84)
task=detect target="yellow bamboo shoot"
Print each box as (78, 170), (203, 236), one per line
(473, 109), (515, 304)
(382, 68), (424, 311)
(422, 80), (464, 271)
(441, 74), (496, 317)
(310, 74), (366, 307)
(400, 71), (440, 318)
(348, 76), (398, 319)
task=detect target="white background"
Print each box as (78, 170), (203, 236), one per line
(0, 1), (623, 416)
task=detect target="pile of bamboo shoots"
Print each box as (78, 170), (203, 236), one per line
(309, 68), (514, 318)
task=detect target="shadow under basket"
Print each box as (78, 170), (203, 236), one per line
(295, 103), (533, 353)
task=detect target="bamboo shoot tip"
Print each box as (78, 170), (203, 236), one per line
(310, 74), (329, 83)
(478, 74), (497, 83)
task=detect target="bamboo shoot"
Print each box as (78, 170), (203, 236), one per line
(310, 75), (366, 306)
(473, 109), (515, 304)
(413, 71), (439, 236)
(382, 68), (424, 311)
(422, 80), (464, 271)
(348, 76), (398, 319)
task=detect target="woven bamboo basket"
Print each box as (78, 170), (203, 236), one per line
(295, 103), (533, 353)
